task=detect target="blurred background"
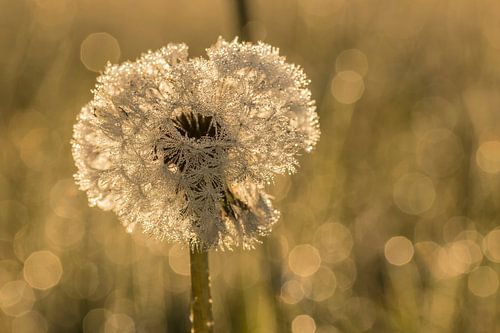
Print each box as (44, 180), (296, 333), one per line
(1, 0), (500, 332)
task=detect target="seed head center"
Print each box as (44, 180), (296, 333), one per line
(172, 112), (218, 140)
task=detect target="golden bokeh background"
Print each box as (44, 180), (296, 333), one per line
(1, 0), (500, 332)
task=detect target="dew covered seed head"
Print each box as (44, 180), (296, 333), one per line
(72, 37), (320, 250)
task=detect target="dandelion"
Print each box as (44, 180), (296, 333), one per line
(72, 37), (319, 250)
(72, 37), (319, 332)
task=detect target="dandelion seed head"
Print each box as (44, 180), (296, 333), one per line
(72, 38), (320, 250)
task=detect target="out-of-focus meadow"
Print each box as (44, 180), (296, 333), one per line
(1, 0), (500, 332)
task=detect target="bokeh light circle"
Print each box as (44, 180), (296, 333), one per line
(0, 280), (35, 317)
(23, 250), (63, 290)
(393, 173), (435, 215)
(313, 222), (353, 264)
(476, 141), (500, 174)
(331, 70), (365, 104)
(336, 49), (369, 76)
(80, 32), (121, 72)
(288, 244), (321, 277)
(292, 314), (316, 333)
(308, 266), (337, 301)
(483, 228), (500, 263)
(281, 280), (305, 305)
(384, 236), (414, 266)
(104, 313), (136, 333)
(467, 266), (499, 297)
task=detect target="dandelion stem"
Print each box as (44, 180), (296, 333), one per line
(190, 247), (214, 333)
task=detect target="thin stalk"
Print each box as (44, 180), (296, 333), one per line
(234, 0), (250, 41)
(190, 247), (214, 333)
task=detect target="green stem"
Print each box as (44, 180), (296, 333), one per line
(235, 0), (250, 41)
(190, 247), (214, 333)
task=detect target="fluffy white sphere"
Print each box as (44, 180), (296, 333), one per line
(72, 38), (319, 250)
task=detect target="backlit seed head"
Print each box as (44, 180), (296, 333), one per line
(72, 37), (320, 250)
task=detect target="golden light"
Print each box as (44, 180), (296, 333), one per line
(436, 243), (471, 278)
(0, 280), (35, 317)
(330, 70), (365, 104)
(80, 32), (121, 72)
(288, 244), (322, 277)
(483, 228), (500, 263)
(104, 313), (136, 333)
(449, 240), (483, 269)
(2, 0), (500, 331)
(476, 141), (500, 174)
(23, 250), (63, 290)
(336, 49), (369, 76)
(291, 314), (316, 333)
(313, 222), (353, 264)
(393, 173), (435, 215)
(384, 236), (414, 266)
(308, 266), (337, 302)
(281, 280), (305, 305)
(467, 266), (499, 297)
